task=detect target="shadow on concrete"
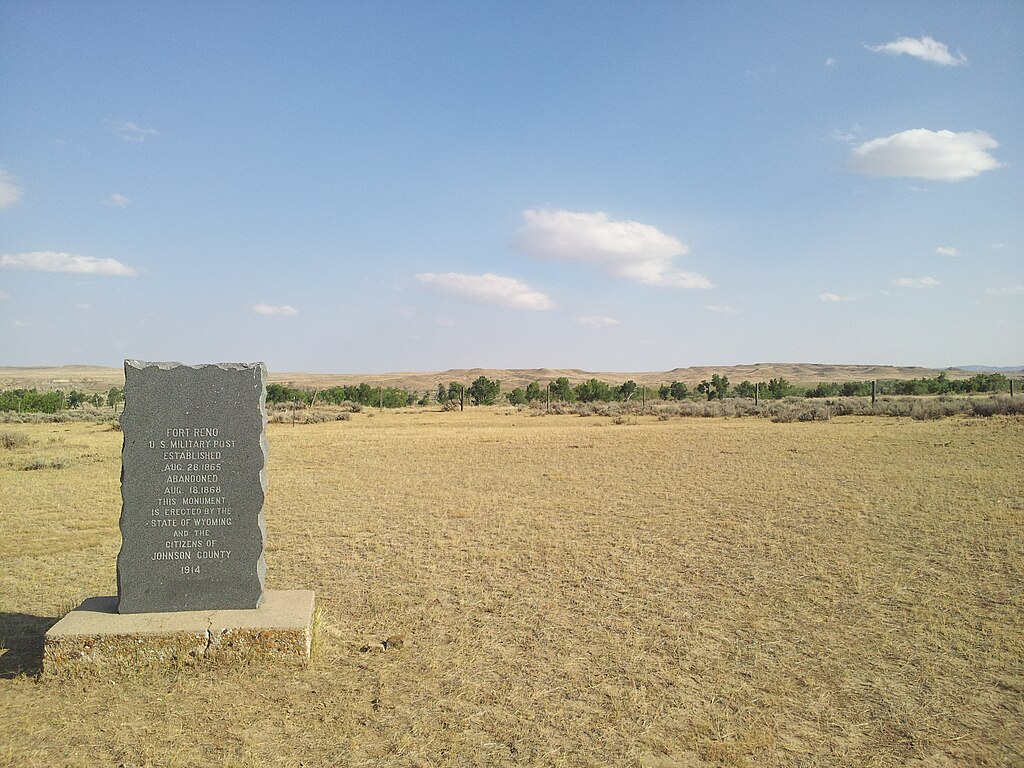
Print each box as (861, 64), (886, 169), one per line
(0, 611), (60, 678)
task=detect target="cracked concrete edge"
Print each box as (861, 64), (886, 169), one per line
(42, 590), (314, 676)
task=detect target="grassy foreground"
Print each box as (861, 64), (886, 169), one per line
(1, 410), (1021, 767)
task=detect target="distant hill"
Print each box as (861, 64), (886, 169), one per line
(955, 365), (1024, 373)
(2, 362), (1019, 395)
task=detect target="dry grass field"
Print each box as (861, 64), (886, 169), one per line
(1, 410), (1022, 767)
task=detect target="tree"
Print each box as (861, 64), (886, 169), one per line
(106, 387), (125, 409)
(711, 374), (729, 400)
(658, 384), (671, 400)
(767, 377), (790, 399)
(525, 381), (543, 402)
(734, 380), (755, 398)
(507, 388), (527, 405)
(436, 383), (449, 404)
(575, 378), (613, 402)
(549, 377), (575, 402)
(468, 375), (501, 405)
(618, 380), (638, 401)
(669, 381), (689, 400)
(66, 390), (87, 409)
(697, 380), (713, 401)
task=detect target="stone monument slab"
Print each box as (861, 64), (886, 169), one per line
(117, 361), (268, 613)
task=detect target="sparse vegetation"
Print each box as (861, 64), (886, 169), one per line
(0, 430), (31, 450)
(1, 413), (1021, 766)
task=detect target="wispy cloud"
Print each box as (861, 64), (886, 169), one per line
(12, 320), (31, 328)
(867, 36), (967, 66)
(575, 315), (621, 328)
(416, 272), (554, 311)
(105, 193), (130, 208)
(935, 246), (960, 257)
(825, 57), (837, 67)
(514, 209), (711, 289)
(849, 129), (1001, 181)
(985, 285), (1024, 296)
(0, 170), (23, 209)
(0, 251), (136, 276)
(107, 120), (159, 143)
(75, 303), (93, 310)
(252, 304), (298, 316)
(0, 289), (9, 300)
(819, 292), (857, 302)
(894, 276), (940, 288)
(705, 304), (739, 314)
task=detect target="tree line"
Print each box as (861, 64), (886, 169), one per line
(0, 372), (1015, 414)
(0, 387), (124, 414)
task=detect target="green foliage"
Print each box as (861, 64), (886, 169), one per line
(711, 374), (729, 400)
(549, 377), (576, 403)
(697, 380), (712, 401)
(106, 387), (125, 408)
(468, 375), (501, 405)
(574, 378), (614, 403)
(618, 380), (638, 401)
(525, 382), (543, 402)
(507, 388), (527, 405)
(734, 380), (756, 398)
(436, 383), (449, 403)
(0, 389), (66, 413)
(669, 381), (688, 400)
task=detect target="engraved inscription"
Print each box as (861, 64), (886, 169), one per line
(144, 426), (235, 572)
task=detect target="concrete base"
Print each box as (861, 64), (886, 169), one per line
(43, 589), (315, 675)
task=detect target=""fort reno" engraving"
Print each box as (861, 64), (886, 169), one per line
(117, 361), (267, 613)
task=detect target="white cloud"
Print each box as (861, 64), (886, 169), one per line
(514, 209), (712, 289)
(75, 303), (93, 310)
(831, 128), (857, 143)
(105, 193), (130, 208)
(0, 289), (9, 300)
(107, 120), (159, 143)
(435, 315), (461, 327)
(819, 292), (857, 302)
(894, 276), (940, 288)
(935, 246), (960, 257)
(849, 129), (1001, 181)
(0, 251), (136, 276)
(575, 315), (620, 328)
(416, 272), (554, 311)
(985, 285), (1024, 296)
(13, 320), (31, 328)
(0, 170), (23, 209)
(990, 243), (1006, 250)
(705, 304), (739, 314)
(867, 36), (966, 66)
(252, 304), (298, 316)
(825, 57), (837, 67)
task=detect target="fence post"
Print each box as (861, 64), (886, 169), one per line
(642, 386), (646, 414)
(755, 382), (759, 406)
(546, 383), (550, 412)
(871, 380), (877, 405)
(460, 386), (464, 411)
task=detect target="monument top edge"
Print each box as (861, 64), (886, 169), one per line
(125, 360), (267, 371)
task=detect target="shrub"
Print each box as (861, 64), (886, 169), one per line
(970, 395), (1024, 417)
(0, 430), (31, 449)
(23, 456), (71, 470)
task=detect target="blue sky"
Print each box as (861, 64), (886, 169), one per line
(2, 1), (1021, 372)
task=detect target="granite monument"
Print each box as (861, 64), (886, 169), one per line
(116, 361), (268, 613)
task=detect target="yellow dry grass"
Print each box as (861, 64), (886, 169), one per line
(1, 411), (1022, 767)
